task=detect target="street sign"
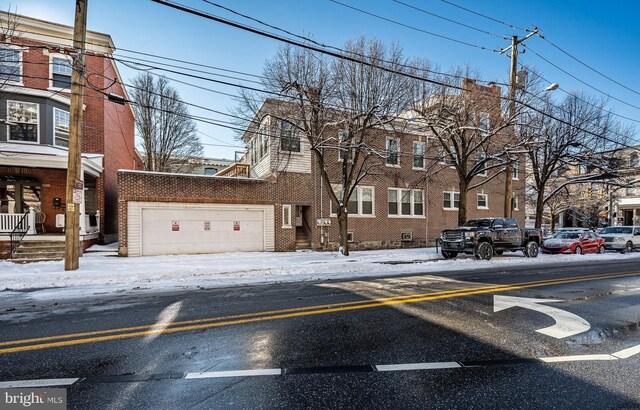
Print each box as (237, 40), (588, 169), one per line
(494, 295), (590, 339)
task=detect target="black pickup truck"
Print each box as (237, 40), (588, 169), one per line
(440, 218), (542, 260)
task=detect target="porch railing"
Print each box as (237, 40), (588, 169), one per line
(9, 212), (29, 259)
(1, 209), (36, 234)
(216, 163), (250, 178)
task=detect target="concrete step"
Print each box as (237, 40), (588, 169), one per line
(11, 257), (64, 264)
(15, 245), (65, 253)
(11, 251), (65, 259)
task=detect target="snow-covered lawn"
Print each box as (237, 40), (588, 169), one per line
(2, 244), (639, 297)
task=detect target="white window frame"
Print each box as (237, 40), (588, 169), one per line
(280, 121), (301, 153)
(7, 100), (39, 144)
(53, 107), (70, 148)
(0, 45), (22, 85)
(477, 193), (489, 209)
(443, 191), (460, 211)
(49, 53), (73, 91)
(438, 146), (456, 168)
(479, 112), (490, 136)
(330, 185), (375, 217)
(512, 159), (520, 180)
(386, 137), (400, 167)
(388, 188), (425, 218)
(282, 204), (292, 228)
(513, 196), (520, 211)
(413, 141), (425, 169)
(476, 151), (487, 176)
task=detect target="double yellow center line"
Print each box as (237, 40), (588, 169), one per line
(1, 270), (638, 355)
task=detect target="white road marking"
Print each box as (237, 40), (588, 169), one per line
(375, 362), (461, 371)
(612, 344), (640, 359)
(185, 369), (282, 379)
(494, 295), (590, 339)
(539, 354), (617, 363)
(0, 378), (79, 388)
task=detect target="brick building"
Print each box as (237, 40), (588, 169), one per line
(0, 12), (140, 258)
(118, 80), (524, 256)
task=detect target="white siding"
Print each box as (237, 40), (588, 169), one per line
(126, 202), (274, 257)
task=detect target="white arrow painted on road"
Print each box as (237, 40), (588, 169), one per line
(494, 295), (590, 339)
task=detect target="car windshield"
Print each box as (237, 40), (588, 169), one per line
(601, 227), (632, 234)
(556, 233), (580, 239)
(462, 219), (492, 228)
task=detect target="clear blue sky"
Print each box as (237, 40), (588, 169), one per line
(10, 0), (640, 159)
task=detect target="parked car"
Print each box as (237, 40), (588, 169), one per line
(440, 218), (541, 261)
(541, 232), (605, 255)
(598, 226), (640, 253)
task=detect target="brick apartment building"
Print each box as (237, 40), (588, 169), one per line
(0, 12), (140, 258)
(118, 80), (524, 256)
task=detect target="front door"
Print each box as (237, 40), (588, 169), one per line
(295, 205), (303, 227)
(624, 210), (634, 226)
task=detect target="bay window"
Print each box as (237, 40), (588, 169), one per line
(7, 101), (38, 143)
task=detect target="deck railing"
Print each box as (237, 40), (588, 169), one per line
(216, 163), (250, 178)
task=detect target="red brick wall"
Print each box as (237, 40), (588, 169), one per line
(0, 166), (67, 233)
(2, 36), (139, 242)
(117, 171), (313, 254)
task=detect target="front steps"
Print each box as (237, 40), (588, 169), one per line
(296, 227), (311, 250)
(10, 240), (66, 263)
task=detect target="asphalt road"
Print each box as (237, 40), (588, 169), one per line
(1, 258), (639, 409)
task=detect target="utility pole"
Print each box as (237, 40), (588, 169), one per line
(500, 28), (538, 218)
(64, 0), (88, 271)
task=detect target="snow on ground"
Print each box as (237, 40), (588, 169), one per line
(2, 244), (640, 300)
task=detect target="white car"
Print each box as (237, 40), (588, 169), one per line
(598, 226), (640, 253)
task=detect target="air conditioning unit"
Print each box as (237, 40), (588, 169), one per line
(56, 214), (65, 228)
(401, 232), (413, 241)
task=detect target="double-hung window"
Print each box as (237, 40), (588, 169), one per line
(331, 185), (374, 216)
(479, 112), (489, 136)
(51, 55), (72, 89)
(477, 193), (488, 209)
(388, 188), (424, 217)
(443, 191), (460, 210)
(386, 137), (399, 166)
(0, 46), (21, 83)
(54, 108), (70, 147)
(338, 131), (356, 162)
(282, 205), (292, 228)
(7, 101), (38, 143)
(512, 159), (520, 180)
(280, 121), (300, 152)
(413, 141), (425, 169)
(476, 151), (487, 176)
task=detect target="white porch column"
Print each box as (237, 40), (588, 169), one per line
(27, 207), (36, 235)
(79, 167), (86, 234)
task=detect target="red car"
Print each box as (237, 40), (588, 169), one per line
(541, 232), (605, 255)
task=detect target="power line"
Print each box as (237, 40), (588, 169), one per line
(539, 36), (640, 98)
(328, 0), (499, 51)
(437, 0), (531, 33)
(390, 0), (506, 39)
(523, 44), (640, 112)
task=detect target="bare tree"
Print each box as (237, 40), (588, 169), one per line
(129, 73), (202, 172)
(409, 69), (512, 225)
(235, 39), (413, 255)
(519, 91), (631, 228)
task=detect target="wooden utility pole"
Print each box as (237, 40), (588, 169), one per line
(64, 0), (88, 271)
(500, 29), (538, 218)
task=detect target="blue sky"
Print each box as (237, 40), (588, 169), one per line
(10, 0), (640, 159)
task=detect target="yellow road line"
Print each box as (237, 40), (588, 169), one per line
(0, 270), (638, 355)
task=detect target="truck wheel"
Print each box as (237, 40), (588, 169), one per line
(475, 242), (493, 261)
(442, 250), (458, 259)
(524, 241), (539, 258)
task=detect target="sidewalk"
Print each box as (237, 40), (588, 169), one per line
(2, 244), (640, 299)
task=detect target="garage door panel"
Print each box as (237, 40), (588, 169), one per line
(140, 207), (266, 256)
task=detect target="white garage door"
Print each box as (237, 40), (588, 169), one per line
(128, 203), (274, 256)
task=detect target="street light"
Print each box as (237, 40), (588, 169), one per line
(545, 83), (560, 92)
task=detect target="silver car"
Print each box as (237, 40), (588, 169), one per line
(598, 226), (640, 253)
